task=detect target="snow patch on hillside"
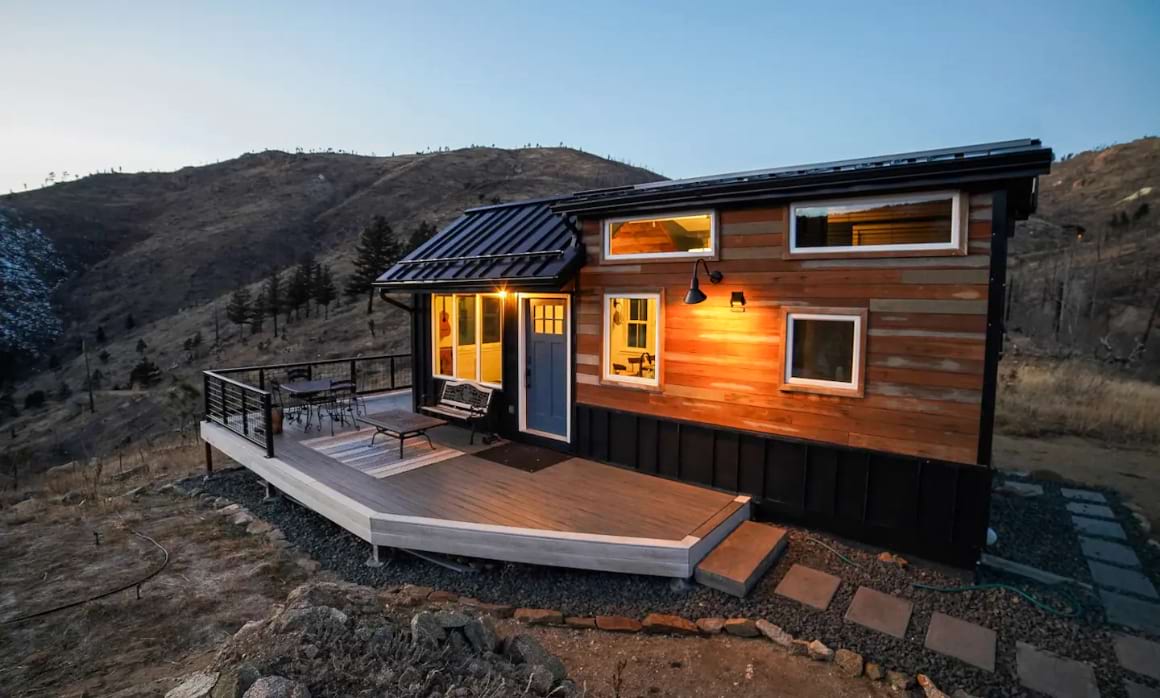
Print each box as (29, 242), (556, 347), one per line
(0, 209), (67, 357)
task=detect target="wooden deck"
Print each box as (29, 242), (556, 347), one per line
(201, 391), (750, 577)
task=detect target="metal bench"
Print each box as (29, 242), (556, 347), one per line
(420, 381), (495, 444)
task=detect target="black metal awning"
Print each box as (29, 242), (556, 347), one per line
(374, 198), (582, 293)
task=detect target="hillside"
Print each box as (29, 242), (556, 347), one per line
(0, 147), (660, 468)
(1009, 137), (1160, 369)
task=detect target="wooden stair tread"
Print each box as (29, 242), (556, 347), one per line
(694, 521), (788, 598)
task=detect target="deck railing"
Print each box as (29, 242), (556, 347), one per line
(202, 353), (412, 458)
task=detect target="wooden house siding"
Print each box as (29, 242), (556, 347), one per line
(575, 192), (995, 465)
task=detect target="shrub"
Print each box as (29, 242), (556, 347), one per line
(23, 391), (46, 409)
(129, 359), (162, 388)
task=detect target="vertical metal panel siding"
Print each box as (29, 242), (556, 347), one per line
(574, 403), (991, 568)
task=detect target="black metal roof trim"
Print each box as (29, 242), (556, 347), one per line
(555, 139), (1052, 216)
(374, 199), (582, 292)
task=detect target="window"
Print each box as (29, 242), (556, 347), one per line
(531, 299), (564, 335)
(604, 292), (661, 387)
(431, 293), (504, 386)
(789, 191), (965, 256)
(604, 211), (716, 261)
(780, 308), (867, 397)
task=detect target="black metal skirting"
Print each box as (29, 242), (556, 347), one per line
(574, 404), (992, 569)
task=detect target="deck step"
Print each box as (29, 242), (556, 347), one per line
(694, 521), (788, 598)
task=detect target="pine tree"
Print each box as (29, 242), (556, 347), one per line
(135, 338), (147, 354)
(313, 264), (338, 319)
(96, 325), (107, 344)
(286, 258), (314, 320)
(225, 286), (252, 339)
(98, 349), (110, 364)
(345, 216), (402, 314)
(262, 271), (282, 336)
(249, 302), (265, 334)
(125, 314), (136, 330)
(406, 220), (437, 253)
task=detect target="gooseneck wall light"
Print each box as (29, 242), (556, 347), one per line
(683, 259), (724, 305)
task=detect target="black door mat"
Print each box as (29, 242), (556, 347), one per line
(474, 441), (571, 473)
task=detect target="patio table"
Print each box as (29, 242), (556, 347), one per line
(356, 409), (448, 458)
(280, 379), (335, 432)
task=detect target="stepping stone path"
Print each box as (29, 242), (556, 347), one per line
(1080, 536), (1142, 568)
(1016, 642), (1101, 698)
(1072, 515), (1127, 540)
(1114, 633), (1160, 682)
(844, 586), (912, 639)
(1066, 502), (1116, 519)
(1102, 590), (1160, 636)
(923, 612), (996, 672)
(1088, 561), (1159, 599)
(773, 564), (841, 610)
(1061, 488), (1108, 503)
(1125, 681), (1160, 698)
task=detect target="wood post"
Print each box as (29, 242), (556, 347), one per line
(204, 441), (214, 475)
(366, 544), (384, 568)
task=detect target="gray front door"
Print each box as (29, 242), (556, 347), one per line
(525, 298), (567, 437)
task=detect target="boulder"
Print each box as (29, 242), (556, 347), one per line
(463, 615), (500, 653)
(865, 661), (885, 681)
(696, 618), (726, 635)
(807, 640), (833, 661)
(59, 491), (84, 505)
(595, 616), (642, 633)
(246, 520), (273, 535)
(276, 606), (348, 636)
(211, 664), (260, 698)
(242, 677), (310, 698)
(641, 613), (699, 636)
(917, 674), (949, 698)
(167, 671), (219, 698)
(835, 649), (863, 677)
(433, 610), (471, 629)
(520, 665), (555, 696)
(504, 635), (566, 682)
(723, 618), (760, 638)
(514, 608), (563, 625)
(410, 611), (446, 646)
(755, 619), (793, 649)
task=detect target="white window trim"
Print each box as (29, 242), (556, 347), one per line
(783, 311), (863, 393)
(603, 210), (717, 261)
(602, 291), (662, 388)
(431, 293), (503, 389)
(788, 190), (963, 255)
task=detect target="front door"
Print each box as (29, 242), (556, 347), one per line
(524, 297), (568, 438)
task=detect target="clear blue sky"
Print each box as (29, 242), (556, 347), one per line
(2, 1), (1157, 193)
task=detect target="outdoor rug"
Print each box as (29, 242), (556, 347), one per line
(300, 428), (461, 479)
(474, 441), (571, 473)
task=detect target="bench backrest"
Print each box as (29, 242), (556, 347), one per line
(439, 381), (493, 413)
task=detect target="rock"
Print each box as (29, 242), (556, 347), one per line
(213, 497), (230, 508)
(210, 664), (260, 698)
(167, 671), (219, 698)
(696, 617), (726, 634)
(994, 481), (1043, 498)
(755, 619), (793, 649)
(463, 615), (500, 653)
(807, 640), (833, 661)
(428, 590), (459, 602)
(60, 491), (84, 505)
(723, 618), (760, 637)
(789, 640), (810, 656)
(505, 635), (566, 682)
(232, 512), (254, 526)
(877, 551), (909, 568)
(294, 558), (321, 574)
(887, 670), (915, 691)
(246, 520), (273, 535)
(301, 644), (319, 660)
(400, 584), (433, 605)
(835, 649), (863, 677)
(124, 485), (147, 498)
(434, 610), (470, 629)
(474, 602), (514, 619)
(917, 674), (949, 698)
(518, 664), (555, 696)
(277, 606), (348, 636)
(220, 503), (241, 514)
(595, 616), (642, 633)
(565, 616), (596, 629)
(514, 608), (563, 625)
(410, 611), (446, 645)
(5, 498), (41, 523)
(865, 662), (885, 681)
(641, 613), (699, 636)
(242, 677), (310, 698)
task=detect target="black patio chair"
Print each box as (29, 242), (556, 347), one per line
(330, 379), (364, 424)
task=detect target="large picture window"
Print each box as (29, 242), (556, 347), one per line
(603, 292), (661, 387)
(780, 307), (867, 397)
(788, 191), (965, 257)
(432, 293), (504, 386)
(604, 211), (716, 261)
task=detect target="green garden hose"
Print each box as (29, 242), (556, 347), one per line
(911, 581), (1076, 617)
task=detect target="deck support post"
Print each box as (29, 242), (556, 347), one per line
(365, 544), (385, 568)
(204, 441), (214, 476)
(262, 480), (279, 502)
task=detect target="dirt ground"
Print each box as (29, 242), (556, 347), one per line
(521, 625), (892, 698)
(995, 433), (1160, 529)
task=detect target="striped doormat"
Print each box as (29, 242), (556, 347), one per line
(300, 427), (461, 479)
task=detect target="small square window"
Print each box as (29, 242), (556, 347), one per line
(780, 308), (867, 397)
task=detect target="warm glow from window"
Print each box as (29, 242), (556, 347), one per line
(790, 191), (963, 255)
(604, 211), (715, 260)
(603, 293), (660, 387)
(432, 293), (503, 386)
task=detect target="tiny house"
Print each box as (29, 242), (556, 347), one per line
(375, 140), (1053, 567)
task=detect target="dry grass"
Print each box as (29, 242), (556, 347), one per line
(997, 358), (1160, 444)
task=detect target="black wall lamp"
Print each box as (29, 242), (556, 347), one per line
(683, 259), (723, 304)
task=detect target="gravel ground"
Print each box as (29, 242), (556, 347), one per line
(190, 467), (1158, 698)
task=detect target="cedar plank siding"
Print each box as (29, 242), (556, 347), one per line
(575, 193), (993, 465)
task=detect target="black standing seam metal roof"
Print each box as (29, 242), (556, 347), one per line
(374, 198), (583, 292)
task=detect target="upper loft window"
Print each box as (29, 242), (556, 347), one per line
(788, 191), (965, 257)
(604, 211), (716, 261)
